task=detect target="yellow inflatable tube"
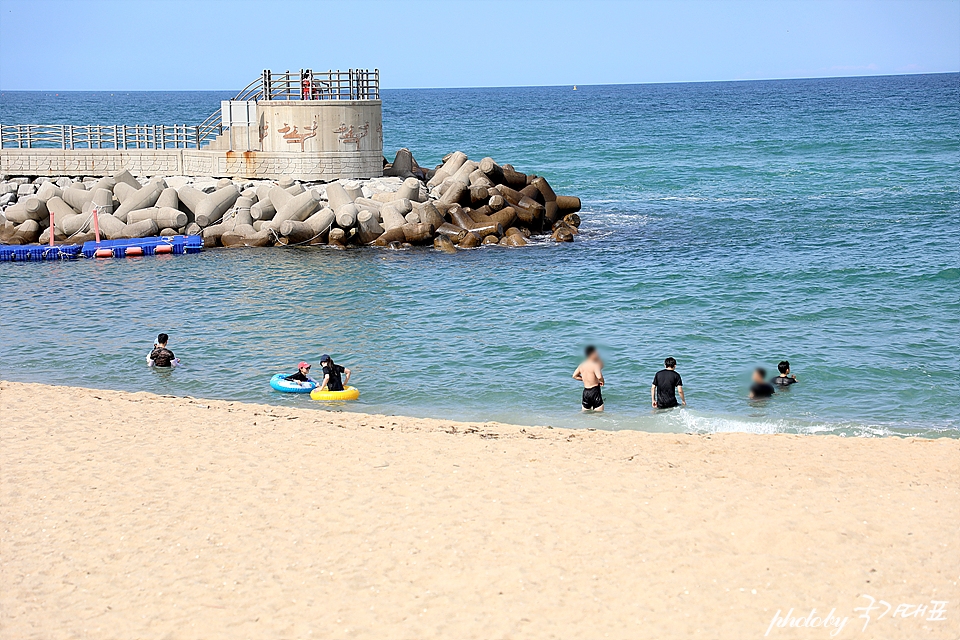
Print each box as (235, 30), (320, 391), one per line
(310, 386), (360, 401)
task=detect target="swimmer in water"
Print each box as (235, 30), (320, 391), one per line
(771, 360), (798, 386)
(147, 333), (180, 367)
(573, 345), (605, 411)
(319, 354), (351, 392)
(285, 361), (315, 384)
(749, 367), (776, 399)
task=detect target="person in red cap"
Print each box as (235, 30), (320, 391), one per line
(285, 361), (315, 384)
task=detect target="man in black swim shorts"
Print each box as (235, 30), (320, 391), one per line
(573, 345), (605, 411)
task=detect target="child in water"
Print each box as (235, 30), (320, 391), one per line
(147, 333), (180, 367)
(573, 345), (605, 411)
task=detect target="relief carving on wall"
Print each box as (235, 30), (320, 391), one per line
(278, 118), (319, 152)
(334, 122), (369, 148)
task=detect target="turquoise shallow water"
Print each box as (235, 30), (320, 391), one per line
(1, 74), (958, 436)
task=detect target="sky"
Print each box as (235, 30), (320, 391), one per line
(0, 0), (957, 90)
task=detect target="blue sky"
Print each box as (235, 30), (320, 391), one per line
(0, 0), (957, 90)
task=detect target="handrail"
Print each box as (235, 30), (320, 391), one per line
(1, 123), (213, 149)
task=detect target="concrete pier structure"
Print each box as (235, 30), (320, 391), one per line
(1, 69), (382, 181)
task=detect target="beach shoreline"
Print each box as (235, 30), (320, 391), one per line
(2, 380), (958, 638)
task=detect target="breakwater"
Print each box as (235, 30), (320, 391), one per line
(0, 149), (581, 251)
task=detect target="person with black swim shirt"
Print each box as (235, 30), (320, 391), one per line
(147, 333), (180, 368)
(749, 367), (776, 399)
(319, 354), (351, 392)
(573, 345), (605, 411)
(652, 357), (685, 409)
(772, 360), (798, 386)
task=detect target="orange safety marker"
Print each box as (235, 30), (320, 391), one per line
(91, 205), (101, 243)
(95, 248), (113, 258)
(155, 244), (173, 254)
(125, 246), (143, 257)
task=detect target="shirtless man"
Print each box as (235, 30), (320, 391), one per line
(573, 345), (605, 411)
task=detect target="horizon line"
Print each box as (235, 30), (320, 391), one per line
(0, 70), (957, 94)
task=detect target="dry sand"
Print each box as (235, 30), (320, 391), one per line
(1, 381), (957, 639)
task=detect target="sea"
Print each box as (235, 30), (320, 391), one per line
(1, 74), (958, 437)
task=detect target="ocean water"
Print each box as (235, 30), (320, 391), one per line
(1, 74), (958, 437)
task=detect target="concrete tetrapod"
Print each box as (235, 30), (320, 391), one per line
(113, 169), (141, 190)
(127, 207), (188, 230)
(380, 199), (412, 231)
(156, 187), (179, 210)
(304, 208), (336, 236)
(335, 203), (359, 229)
(113, 182), (137, 204)
(325, 182), (354, 212)
(176, 185), (206, 217)
(195, 184), (240, 227)
(115, 182), (163, 223)
(396, 177), (422, 202)
(435, 223), (468, 243)
(24, 197), (48, 221)
(61, 186), (96, 212)
(427, 151), (467, 188)
(118, 218), (159, 239)
(92, 188), (114, 215)
(433, 234), (457, 253)
(277, 220), (318, 245)
(14, 219), (41, 243)
(274, 189), (321, 225)
(401, 222), (435, 245)
(356, 210), (384, 244)
(96, 213), (127, 240)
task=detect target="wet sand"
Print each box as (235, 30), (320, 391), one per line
(1, 380), (957, 639)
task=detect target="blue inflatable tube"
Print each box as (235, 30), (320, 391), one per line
(270, 373), (318, 393)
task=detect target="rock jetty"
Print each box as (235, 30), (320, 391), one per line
(0, 149), (582, 252)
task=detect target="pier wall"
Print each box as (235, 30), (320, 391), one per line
(0, 148), (383, 181)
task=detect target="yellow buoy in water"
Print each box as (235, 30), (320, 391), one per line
(573, 85), (578, 90)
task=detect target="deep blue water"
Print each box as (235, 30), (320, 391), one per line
(1, 74), (958, 436)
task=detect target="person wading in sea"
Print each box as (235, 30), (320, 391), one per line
(652, 357), (685, 409)
(573, 345), (605, 411)
(147, 333), (179, 368)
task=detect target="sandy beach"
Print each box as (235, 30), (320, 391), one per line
(1, 380), (957, 639)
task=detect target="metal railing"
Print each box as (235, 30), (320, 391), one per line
(260, 69), (380, 101)
(0, 68), (379, 150)
(1, 123), (211, 149)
